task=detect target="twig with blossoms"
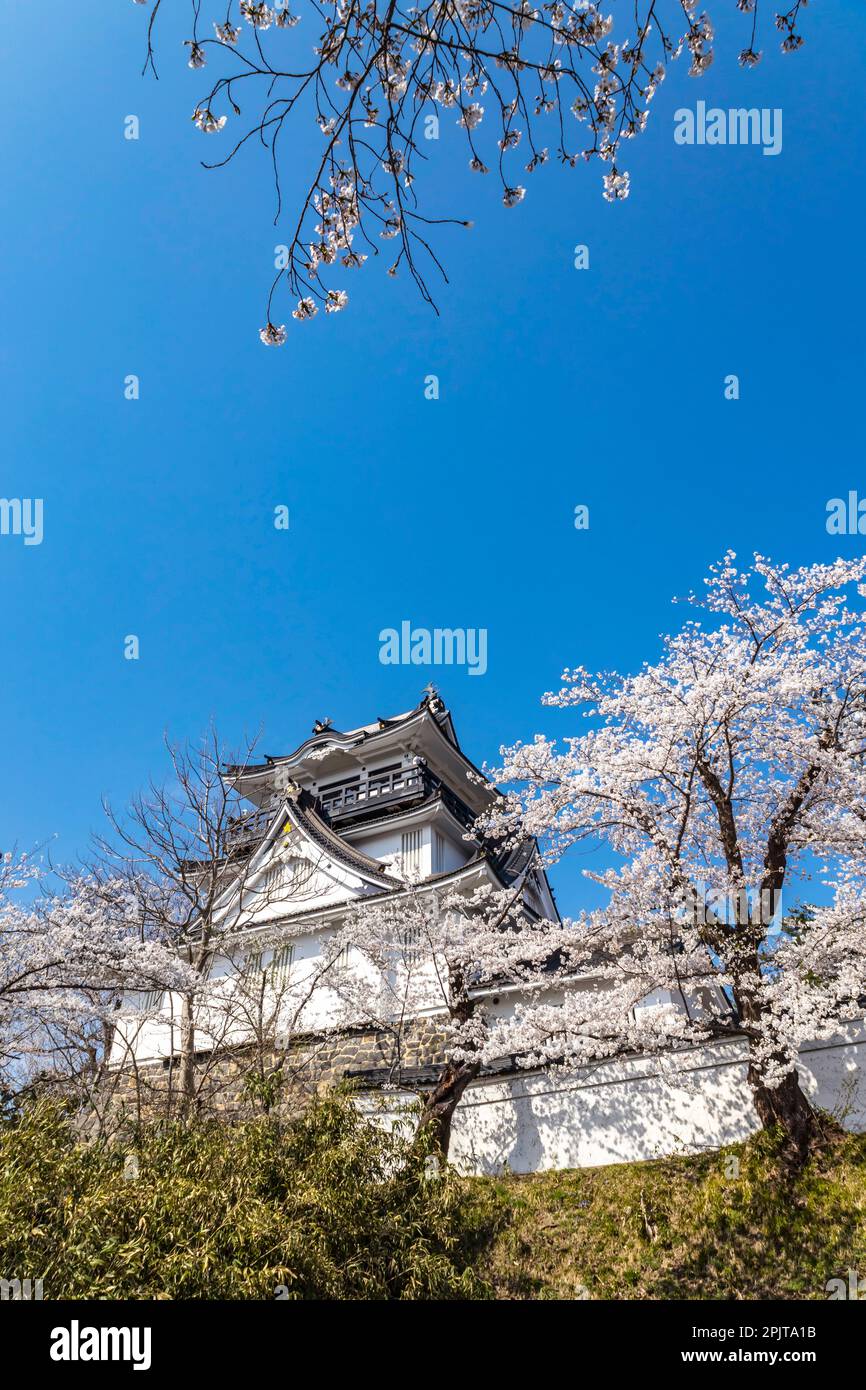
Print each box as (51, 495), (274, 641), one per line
(129, 0), (810, 338)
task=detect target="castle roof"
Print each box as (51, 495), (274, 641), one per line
(218, 693), (559, 925)
(286, 789), (398, 886)
(224, 692), (496, 818)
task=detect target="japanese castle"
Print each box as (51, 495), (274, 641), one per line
(111, 692), (866, 1172)
(114, 690), (556, 1075)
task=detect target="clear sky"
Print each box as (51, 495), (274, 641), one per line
(2, 1), (864, 914)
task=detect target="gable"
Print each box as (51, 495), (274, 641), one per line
(244, 844), (357, 918)
(216, 798), (395, 929)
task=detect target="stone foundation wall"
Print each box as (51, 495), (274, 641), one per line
(103, 1018), (450, 1123)
(99, 1022), (866, 1173)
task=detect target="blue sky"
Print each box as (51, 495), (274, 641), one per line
(1, 0), (864, 913)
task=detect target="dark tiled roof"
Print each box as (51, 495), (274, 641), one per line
(287, 790), (400, 885)
(345, 1055), (519, 1090)
(226, 696), (448, 776)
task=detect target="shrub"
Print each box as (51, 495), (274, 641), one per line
(0, 1092), (496, 1299)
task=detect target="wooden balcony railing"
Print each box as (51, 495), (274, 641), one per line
(221, 763), (479, 850)
(319, 764), (427, 820)
(223, 805), (276, 851)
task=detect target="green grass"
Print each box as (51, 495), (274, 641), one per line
(472, 1126), (866, 1299)
(3, 1095), (865, 1299)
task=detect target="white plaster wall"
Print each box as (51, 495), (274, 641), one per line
(110, 921), (349, 1064)
(431, 824), (469, 874)
(350, 816), (470, 878)
(348, 827), (406, 868)
(446, 1023), (866, 1174)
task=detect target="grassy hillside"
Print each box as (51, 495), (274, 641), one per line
(1, 1096), (864, 1299)
(476, 1127), (866, 1300)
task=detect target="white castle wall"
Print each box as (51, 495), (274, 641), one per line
(444, 1023), (866, 1174)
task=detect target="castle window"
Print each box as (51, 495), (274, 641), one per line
(401, 924), (423, 966)
(265, 863), (282, 898)
(139, 989), (165, 1013)
(332, 944), (351, 971)
(401, 829), (422, 878)
(271, 944), (294, 988)
(433, 830), (445, 875)
(265, 859), (298, 900)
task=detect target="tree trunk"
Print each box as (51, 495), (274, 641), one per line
(416, 1058), (481, 1161)
(735, 967), (817, 1165)
(747, 1061), (816, 1165)
(179, 993), (196, 1120)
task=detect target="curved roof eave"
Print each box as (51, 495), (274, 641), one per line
(222, 699), (492, 808)
(223, 698), (441, 778)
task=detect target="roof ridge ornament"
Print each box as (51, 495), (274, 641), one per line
(312, 717), (333, 734)
(273, 766), (301, 799)
(422, 682), (445, 714)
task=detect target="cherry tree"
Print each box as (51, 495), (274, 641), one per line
(129, 0), (810, 334)
(90, 727), (358, 1118)
(180, 925), (368, 1116)
(0, 857), (193, 1111)
(477, 553), (866, 1163)
(332, 868), (573, 1157)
